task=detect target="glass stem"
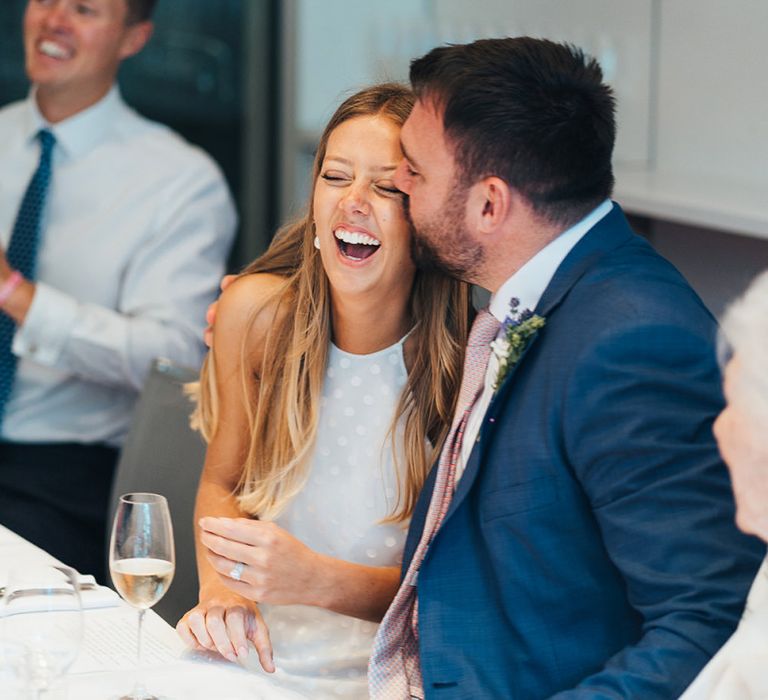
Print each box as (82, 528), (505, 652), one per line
(137, 608), (146, 665)
(131, 608), (148, 698)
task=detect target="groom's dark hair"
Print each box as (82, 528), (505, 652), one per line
(410, 37), (616, 227)
(125, 0), (158, 23)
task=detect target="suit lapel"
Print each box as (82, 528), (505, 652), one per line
(403, 463), (437, 572)
(442, 203), (636, 522)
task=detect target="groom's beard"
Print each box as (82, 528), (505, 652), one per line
(404, 186), (484, 285)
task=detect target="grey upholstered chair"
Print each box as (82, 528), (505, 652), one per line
(107, 357), (206, 626)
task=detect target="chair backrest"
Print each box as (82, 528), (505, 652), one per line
(107, 357), (206, 626)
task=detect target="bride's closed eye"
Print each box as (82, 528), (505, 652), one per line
(374, 181), (403, 196)
(320, 172), (350, 184)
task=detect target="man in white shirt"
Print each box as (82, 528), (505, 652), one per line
(0, 0), (236, 581)
(368, 37), (762, 699)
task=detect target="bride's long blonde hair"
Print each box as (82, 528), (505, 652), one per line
(194, 83), (471, 523)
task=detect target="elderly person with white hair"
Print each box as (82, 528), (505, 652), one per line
(681, 269), (768, 699)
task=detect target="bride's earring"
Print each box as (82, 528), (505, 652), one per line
(313, 235), (321, 250)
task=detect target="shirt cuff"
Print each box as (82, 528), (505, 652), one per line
(13, 282), (80, 366)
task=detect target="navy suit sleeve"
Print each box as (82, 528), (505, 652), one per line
(551, 321), (762, 699)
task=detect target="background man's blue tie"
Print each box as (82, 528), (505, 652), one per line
(0, 129), (56, 426)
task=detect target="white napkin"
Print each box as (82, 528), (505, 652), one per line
(78, 581), (122, 610)
(1, 573), (120, 611)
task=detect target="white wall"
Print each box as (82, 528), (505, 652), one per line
(649, 0), (768, 313)
(295, 0), (424, 135)
(655, 0), (768, 186)
(293, 0), (653, 165)
(284, 0), (768, 311)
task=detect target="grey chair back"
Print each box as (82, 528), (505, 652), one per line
(107, 357), (206, 626)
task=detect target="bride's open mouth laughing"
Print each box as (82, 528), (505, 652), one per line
(334, 226), (381, 262)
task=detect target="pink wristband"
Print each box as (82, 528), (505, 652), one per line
(0, 270), (24, 307)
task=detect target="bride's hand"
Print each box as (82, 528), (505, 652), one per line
(176, 591), (275, 673)
(199, 517), (329, 607)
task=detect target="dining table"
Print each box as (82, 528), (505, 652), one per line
(0, 524), (307, 699)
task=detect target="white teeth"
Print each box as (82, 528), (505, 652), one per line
(333, 228), (381, 246)
(39, 40), (70, 59)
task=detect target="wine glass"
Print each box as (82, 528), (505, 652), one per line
(1, 563), (83, 699)
(109, 492), (175, 700)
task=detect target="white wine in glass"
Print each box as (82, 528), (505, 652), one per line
(111, 558), (175, 610)
(109, 492), (175, 700)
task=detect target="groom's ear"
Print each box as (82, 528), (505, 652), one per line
(468, 176), (513, 236)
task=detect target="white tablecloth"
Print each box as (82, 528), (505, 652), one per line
(0, 525), (306, 699)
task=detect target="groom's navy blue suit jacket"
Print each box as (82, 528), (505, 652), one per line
(405, 205), (763, 699)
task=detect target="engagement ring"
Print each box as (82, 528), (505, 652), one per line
(229, 561), (245, 581)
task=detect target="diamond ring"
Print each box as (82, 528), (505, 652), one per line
(229, 561), (245, 581)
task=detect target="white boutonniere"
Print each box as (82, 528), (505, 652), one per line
(490, 297), (546, 391)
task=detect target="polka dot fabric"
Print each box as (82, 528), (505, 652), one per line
(0, 130), (55, 424)
(259, 335), (410, 697)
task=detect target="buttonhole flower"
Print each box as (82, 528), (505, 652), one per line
(490, 297), (546, 391)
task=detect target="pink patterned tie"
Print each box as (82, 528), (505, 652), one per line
(369, 309), (501, 699)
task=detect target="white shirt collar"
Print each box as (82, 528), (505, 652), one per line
(23, 85), (124, 160)
(489, 200), (613, 322)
